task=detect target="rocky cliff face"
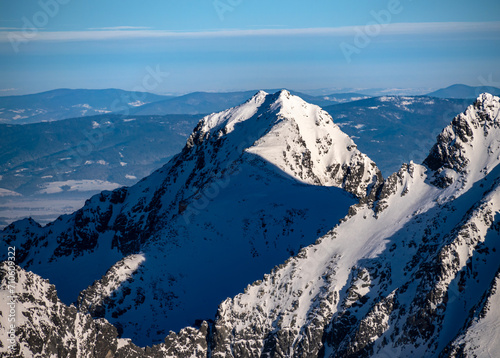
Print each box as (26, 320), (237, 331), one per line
(206, 171), (500, 357)
(0, 262), (137, 358)
(1, 93), (499, 357)
(424, 93), (500, 189)
(203, 93), (500, 357)
(1, 90), (381, 346)
(0, 262), (211, 358)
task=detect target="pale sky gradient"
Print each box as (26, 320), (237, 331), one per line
(0, 0), (499, 95)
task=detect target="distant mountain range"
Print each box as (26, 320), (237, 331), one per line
(1, 85), (495, 125)
(129, 89), (358, 116)
(0, 113), (203, 195)
(320, 92), (371, 103)
(302, 87), (435, 97)
(0, 88), (171, 124)
(426, 84), (500, 98)
(0, 88), (361, 124)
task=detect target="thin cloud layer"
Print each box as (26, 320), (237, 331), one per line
(87, 26), (152, 30)
(1, 21), (499, 42)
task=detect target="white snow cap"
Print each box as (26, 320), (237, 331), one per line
(191, 89), (381, 197)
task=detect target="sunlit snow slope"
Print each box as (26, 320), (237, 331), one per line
(2, 93), (499, 358)
(1, 90), (380, 346)
(203, 93), (500, 357)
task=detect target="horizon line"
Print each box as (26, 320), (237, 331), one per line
(2, 83), (499, 98)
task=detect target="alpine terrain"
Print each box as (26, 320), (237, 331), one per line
(1, 91), (500, 357)
(1, 90), (380, 349)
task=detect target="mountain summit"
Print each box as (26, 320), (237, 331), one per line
(424, 93), (500, 189)
(1, 90), (380, 345)
(202, 93), (500, 357)
(187, 90), (381, 197)
(3, 93), (499, 357)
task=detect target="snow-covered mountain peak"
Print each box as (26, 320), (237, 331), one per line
(476, 91), (500, 106)
(247, 92), (382, 197)
(185, 90), (382, 197)
(424, 92), (500, 191)
(196, 90), (269, 135)
(268, 88), (293, 109)
(3, 94), (500, 357)
(2, 90), (377, 345)
(194, 89), (309, 137)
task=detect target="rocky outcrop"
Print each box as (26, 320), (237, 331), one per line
(0, 262), (215, 358)
(1, 90), (379, 345)
(2, 94), (500, 357)
(424, 93), (500, 189)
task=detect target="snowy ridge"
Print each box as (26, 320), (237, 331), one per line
(424, 93), (500, 192)
(2, 93), (500, 356)
(197, 90), (268, 134)
(247, 90), (381, 197)
(443, 268), (500, 357)
(192, 90), (381, 198)
(0, 262), (208, 358)
(202, 93), (500, 357)
(77, 253), (145, 315)
(0, 263), (126, 357)
(1, 90), (374, 345)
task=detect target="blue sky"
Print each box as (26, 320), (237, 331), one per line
(0, 0), (499, 95)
